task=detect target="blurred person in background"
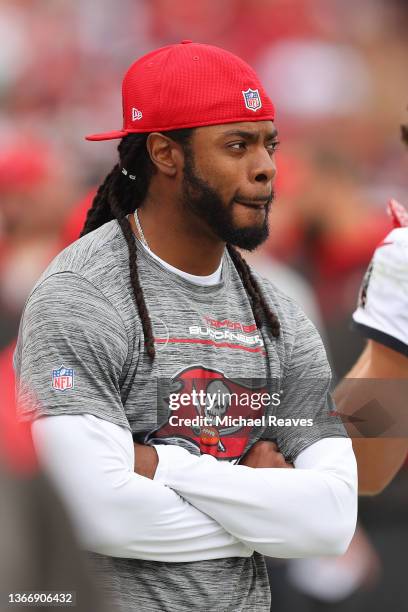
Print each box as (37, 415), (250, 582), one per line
(0, 138), (76, 349)
(337, 201), (408, 495)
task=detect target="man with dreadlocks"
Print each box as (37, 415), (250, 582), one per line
(14, 42), (357, 612)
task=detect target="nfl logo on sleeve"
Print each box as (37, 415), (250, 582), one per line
(242, 88), (262, 112)
(52, 365), (74, 391)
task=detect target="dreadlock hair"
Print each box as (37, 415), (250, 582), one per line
(81, 130), (280, 360)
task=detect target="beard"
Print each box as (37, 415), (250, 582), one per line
(181, 152), (274, 251)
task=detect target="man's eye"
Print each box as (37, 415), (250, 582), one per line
(267, 140), (280, 153)
(229, 142), (246, 150)
(228, 140), (281, 152)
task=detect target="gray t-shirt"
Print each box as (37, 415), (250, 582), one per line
(14, 220), (346, 612)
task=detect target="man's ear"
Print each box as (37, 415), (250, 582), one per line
(146, 133), (183, 178)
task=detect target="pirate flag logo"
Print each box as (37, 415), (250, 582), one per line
(147, 365), (269, 461)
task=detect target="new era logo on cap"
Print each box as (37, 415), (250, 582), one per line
(132, 107), (143, 121)
(242, 88), (262, 112)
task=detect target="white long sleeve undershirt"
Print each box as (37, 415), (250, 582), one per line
(32, 414), (250, 562)
(32, 414), (357, 562)
(155, 438), (357, 558)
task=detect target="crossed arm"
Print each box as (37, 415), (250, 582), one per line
(32, 414), (357, 562)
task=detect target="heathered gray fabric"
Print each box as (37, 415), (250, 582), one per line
(14, 220), (346, 612)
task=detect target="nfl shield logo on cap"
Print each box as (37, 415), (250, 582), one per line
(52, 365), (74, 391)
(242, 88), (262, 112)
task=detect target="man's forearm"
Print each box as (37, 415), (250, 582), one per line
(32, 415), (252, 562)
(154, 437), (357, 559)
(335, 340), (408, 495)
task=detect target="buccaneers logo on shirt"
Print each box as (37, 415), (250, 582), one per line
(147, 365), (270, 461)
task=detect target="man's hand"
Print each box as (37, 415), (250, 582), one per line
(240, 440), (294, 469)
(134, 443), (159, 479)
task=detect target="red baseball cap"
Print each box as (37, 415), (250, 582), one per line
(85, 40), (275, 141)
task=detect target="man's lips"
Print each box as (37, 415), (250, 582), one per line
(234, 198), (270, 209)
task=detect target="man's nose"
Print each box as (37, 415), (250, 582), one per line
(251, 149), (277, 184)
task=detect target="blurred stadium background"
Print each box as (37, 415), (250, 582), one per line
(0, 1), (407, 611)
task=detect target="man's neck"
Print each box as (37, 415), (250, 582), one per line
(128, 207), (225, 276)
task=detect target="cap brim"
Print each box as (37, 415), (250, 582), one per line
(85, 130), (128, 141)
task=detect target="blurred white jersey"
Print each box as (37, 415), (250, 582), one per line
(352, 227), (408, 356)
